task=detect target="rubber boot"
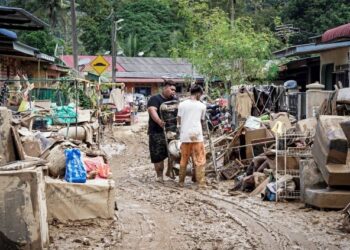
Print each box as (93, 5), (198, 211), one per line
(195, 165), (206, 188)
(178, 164), (187, 187)
(191, 167), (197, 183)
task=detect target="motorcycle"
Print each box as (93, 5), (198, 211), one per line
(133, 94), (147, 112)
(206, 103), (232, 133)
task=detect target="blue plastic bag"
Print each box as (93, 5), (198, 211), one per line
(64, 148), (87, 183)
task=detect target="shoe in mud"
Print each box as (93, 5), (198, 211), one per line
(156, 176), (164, 183)
(178, 182), (184, 188)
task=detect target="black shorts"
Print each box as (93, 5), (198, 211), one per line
(149, 133), (168, 163)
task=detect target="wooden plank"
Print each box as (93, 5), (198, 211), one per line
(11, 126), (25, 160)
(250, 178), (269, 197)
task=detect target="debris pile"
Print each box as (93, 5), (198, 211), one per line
(0, 101), (117, 248)
(204, 86), (350, 209)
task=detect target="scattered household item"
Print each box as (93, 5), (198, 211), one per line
(64, 148), (87, 183)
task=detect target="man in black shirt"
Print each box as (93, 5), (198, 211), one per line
(147, 80), (176, 183)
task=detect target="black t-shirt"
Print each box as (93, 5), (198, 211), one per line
(147, 94), (175, 134)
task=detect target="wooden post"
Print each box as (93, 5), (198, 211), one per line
(71, 0), (78, 71)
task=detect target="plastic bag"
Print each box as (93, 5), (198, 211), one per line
(64, 148), (87, 183)
(83, 156), (111, 179)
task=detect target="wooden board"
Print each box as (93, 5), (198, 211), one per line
(11, 126), (26, 160)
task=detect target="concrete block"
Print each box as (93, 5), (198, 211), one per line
(299, 159), (327, 202)
(0, 168), (49, 249)
(45, 177), (116, 222)
(305, 188), (350, 209)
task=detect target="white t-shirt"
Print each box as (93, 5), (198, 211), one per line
(178, 99), (206, 143)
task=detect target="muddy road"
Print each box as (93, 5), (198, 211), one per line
(50, 113), (350, 250)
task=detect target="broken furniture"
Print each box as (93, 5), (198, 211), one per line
(0, 167), (49, 249)
(45, 177), (116, 222)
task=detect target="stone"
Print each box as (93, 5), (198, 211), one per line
(0, 168), (49, 249)
(305, 188), (350, 209)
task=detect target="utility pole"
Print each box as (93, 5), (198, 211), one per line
(111, 13), (116, 83)
(71, 0), (78, 71)
(111, 12), (124, 83)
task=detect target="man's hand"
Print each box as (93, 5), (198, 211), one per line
(148, 106), (165, 128)
(158, 120), (166, 128)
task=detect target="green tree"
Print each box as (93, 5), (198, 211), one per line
(174, 3), (279, 94)
(19, 30), (64, 55)
(281, 0), (350, 44)
(116, 0), (189, 57)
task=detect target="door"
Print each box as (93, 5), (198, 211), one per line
(321, 63), (334, 90)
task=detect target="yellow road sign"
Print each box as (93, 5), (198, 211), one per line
(90, 55), (110, 75)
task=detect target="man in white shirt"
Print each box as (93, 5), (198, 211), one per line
(177, 85), (207, 188)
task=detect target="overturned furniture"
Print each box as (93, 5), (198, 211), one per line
(304, 115), (350, 209)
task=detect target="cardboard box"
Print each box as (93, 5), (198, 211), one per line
(245, 128), (274, 159)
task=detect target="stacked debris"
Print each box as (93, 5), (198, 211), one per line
(208, 84), (350, 206)
(0, 105), (116, 249)
(303, 115), (350, 209)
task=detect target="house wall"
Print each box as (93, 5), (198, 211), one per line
(319, 47), (350, 89)
(320, 47), (349, 67)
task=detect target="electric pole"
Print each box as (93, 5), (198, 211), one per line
(71, 0), (78, 71)
(111, 13), (116, 83)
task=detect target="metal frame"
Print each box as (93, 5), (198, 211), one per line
(275, 130), (313, 201)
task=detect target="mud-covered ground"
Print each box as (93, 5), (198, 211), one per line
(50, 112), (350, 250)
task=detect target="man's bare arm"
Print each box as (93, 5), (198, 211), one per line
(148, 106), (165, 128)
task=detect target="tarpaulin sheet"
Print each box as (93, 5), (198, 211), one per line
(45, 177), (115, 222)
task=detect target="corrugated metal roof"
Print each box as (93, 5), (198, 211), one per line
(115, 57), (198, 76)
(60, 56), (203, 79)
(274, 41), (350, 58)
(322, 23), (350, 43)
(113, 71), (203, 79)
(0, 6), (48, 30)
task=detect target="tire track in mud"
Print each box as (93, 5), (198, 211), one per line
(159, 182), (286, 250)
(197, 191), (317, 250)
(128, 176), (317, 250)
(125, 177), (279, 249)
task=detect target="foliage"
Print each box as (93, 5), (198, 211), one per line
(282, 0), (350, 44)
(174, 3), (279, 93)
(19, 30), (64, 55)
(115, 0), (188, 57)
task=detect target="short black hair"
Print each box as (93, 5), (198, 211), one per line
(190, 84), (203, 95)
(163, 79), (176, 87)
